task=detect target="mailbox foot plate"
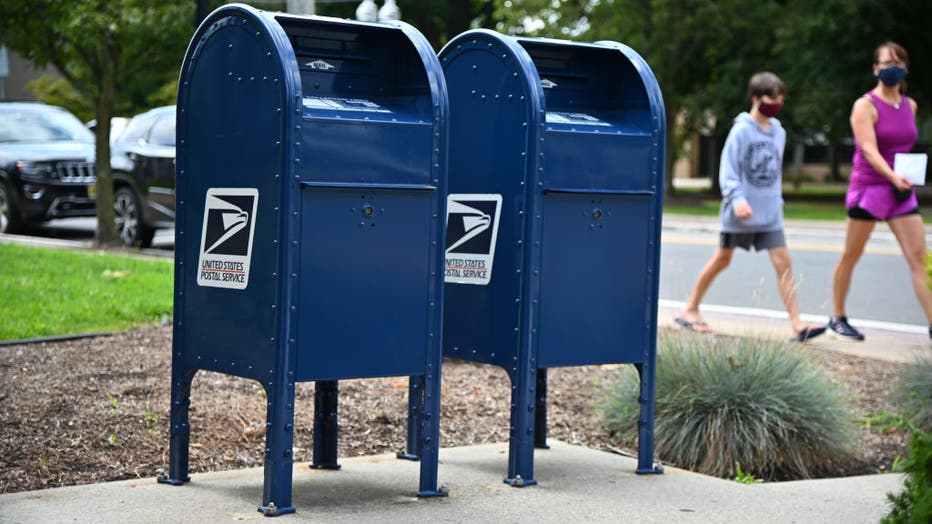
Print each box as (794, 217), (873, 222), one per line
(636, 463), (664, 475)
(257, 503), (296, 517)
(156, 476), (189, 486)
(503, 477), (538, 488)
(309, 463), (341, 470)
(395, 451), (420, 461)
(416, 488), (448, 498)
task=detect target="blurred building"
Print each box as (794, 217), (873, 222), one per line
(0, 44), (59, 101)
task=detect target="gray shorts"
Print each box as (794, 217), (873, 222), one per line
(719, 230), (786, 251)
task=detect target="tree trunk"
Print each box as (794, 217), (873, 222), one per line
(829, 141), (841, 182)
(664, 107), (676, 197)
(708, 134), (721, 195)
(94, 44), (118, 247)
(792, 139), (804, 190)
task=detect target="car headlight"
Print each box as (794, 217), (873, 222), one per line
(15, 161), (56, 177)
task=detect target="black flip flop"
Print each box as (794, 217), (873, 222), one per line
(793, 325), (827, 342)
(675, 317), (713, 333)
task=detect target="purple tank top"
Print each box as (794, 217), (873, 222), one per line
(850, 92), (917, 186)
(846, 92), (919, 219)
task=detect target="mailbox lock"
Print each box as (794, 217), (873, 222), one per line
(363, 205), (374, 217)
(592, 208), (603, 220)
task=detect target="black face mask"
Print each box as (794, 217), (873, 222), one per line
(877, 65), (908, 87)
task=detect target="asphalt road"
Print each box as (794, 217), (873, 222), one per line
(660, 221), (931, 328)
(25, 215), (932, 328)
(32, 217), (175, 251)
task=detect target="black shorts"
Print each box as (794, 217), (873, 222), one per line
(719, 230), (786, 251)
(847, 206), (920, 221)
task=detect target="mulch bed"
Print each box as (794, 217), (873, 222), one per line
(0, 325), (908, 493)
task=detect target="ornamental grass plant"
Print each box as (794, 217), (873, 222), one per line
(599, 331), (858, 480)
(894, 357), (932, 433)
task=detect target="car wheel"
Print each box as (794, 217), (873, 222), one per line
(0, 181), (24, 234)
(114, 186), (155, 248)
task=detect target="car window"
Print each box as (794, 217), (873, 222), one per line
(119, 115), (152, 144)
(0, 107), (94, 143)
(148, 114), (176, 147)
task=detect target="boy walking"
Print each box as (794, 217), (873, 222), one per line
(676, 72), (826, 342)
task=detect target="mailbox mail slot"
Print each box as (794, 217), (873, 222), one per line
(163, 4), (449, 516)
(431, 29), (666, 486)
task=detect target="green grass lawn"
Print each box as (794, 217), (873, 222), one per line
(0, 243), (173, 341)
(663, 200), (852, 221)
(665, 198), (932, 223)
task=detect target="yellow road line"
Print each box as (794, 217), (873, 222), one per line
(661, 235), (903, 255)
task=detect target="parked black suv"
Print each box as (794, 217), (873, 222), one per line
(111, 105), (176, 247)
(0, 102), (96, 234)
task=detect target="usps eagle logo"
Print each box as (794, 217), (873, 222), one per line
(197, 188), (259, 290)
(445, 194), (502, 285)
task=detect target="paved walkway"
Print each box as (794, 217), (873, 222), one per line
(0, 442), (905, 523)
(658, 301), (930, 364)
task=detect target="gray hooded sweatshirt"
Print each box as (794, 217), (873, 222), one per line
(719, 112), (785, 233)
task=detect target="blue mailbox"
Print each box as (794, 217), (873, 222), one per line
(162, 4), (448, 516)
(431, 30), (665, 485)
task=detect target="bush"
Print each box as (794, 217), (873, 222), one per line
(894, 357), (932, 433)
(599, 331), (857, 480)
(882, 430), (932, 523)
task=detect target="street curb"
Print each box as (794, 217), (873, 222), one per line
(0, 232), (173, 259)
(0, 331), (115, 348)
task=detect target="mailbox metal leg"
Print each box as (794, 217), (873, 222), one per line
(311, 380), (341, 470)
(397, 375), (424, 461)
(634, 363), (663, 475)
(159, 367), (197, 486)
(504, 368), (538, 487)
(258, 380), (297, 516)
(416, 362), (446, 497)
(534, 368), (549, 449)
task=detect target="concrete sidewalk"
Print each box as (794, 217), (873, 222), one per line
(0, 441), (904, 523)
(658, 302), (931, 364)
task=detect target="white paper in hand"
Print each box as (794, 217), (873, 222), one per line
(894, 153), (928, 185)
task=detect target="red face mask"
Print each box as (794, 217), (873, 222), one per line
(759, 101), (783, 118)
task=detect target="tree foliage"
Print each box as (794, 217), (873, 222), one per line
(777, 0), (932, 141)
(0, 1), (193, 246)
(494, 0), (931, 192)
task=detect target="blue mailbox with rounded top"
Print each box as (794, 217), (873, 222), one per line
(429, 29), (665, 486)
(162, 4), (448, 516)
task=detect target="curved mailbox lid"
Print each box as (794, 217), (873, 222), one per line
(594, 39), (667, 181)
(282, 15), (448, 189)
(514, 37), (666, 194)
(594, 40), (666, 134)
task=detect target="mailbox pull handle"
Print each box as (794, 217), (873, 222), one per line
(542, 187), (654, 196)
(301, 181), (437, 191)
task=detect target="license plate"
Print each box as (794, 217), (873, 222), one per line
(87, 183), (96, 200)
